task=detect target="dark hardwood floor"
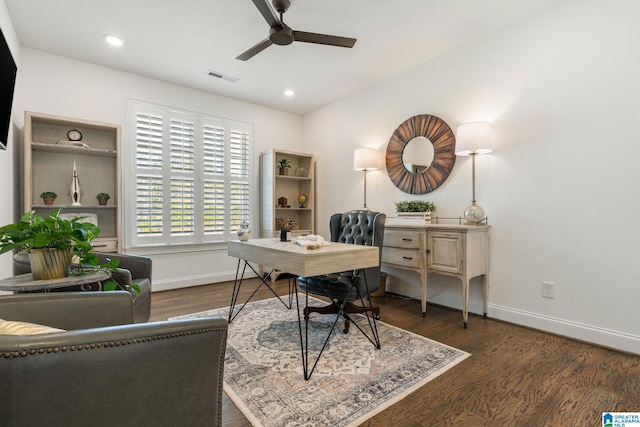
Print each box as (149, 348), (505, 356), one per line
(150, 278), (640, 426)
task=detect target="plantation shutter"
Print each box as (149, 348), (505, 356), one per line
(128, 100), (253, 247)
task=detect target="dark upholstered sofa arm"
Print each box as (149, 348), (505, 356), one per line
(94, 252), (152, 284)
(0, 291), (134, 330)
(0, 315), (228, 427)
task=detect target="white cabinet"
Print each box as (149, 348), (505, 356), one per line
(382, 223), (490, 328)
(23, 111), (121, 252)
(260, 149), (314, 238)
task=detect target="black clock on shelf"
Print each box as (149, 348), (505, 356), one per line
(67, 129), (83, 141)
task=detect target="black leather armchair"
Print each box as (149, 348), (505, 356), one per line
(0, 291), (227, 427)
(93, 252), (152, 323)
(13, 251), (153, 323)
(298, 210), (386, 334)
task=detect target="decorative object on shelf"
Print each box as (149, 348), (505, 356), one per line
(275, 218), (300, 231)
(392, 200), (437, 224)
(386, 114), (456, 194)
(237, 220), (251, 241)
(0, 209), (100, 280)
(295, 166), (307, 177)
(277, 196), (288, 208)
(96, 192), (110, 205)
(69, 159), (82, 206)
(455, 121), (493, 225)
(39, 191), (57, 206)
(67, 129), (83, 141)
(278, 158), (291, 176)
(353, 148), (380, 210)
(298, 193), (307, 208)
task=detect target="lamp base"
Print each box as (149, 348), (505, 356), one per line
(463, 202), (486, 225)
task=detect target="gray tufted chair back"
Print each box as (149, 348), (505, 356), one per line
(328, 210), (386, 295)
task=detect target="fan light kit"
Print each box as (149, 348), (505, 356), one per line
(237, 0), (357, 61)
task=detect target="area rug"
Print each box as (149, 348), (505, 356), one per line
(172, 297), (470, 427)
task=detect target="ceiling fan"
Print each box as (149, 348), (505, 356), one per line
(236, 0), (357, 61)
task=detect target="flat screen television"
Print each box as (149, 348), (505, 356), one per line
(0, 27), (17, 151)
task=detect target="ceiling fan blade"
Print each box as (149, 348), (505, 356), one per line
(251, 0), (281, 28)
(293, 31), (357, 48)
(236, 38), (274, 61)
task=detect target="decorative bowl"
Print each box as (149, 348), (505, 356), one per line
(275, 218), (300, 230)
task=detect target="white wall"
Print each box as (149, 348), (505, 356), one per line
(0, 0), (19, 280)
(303, 0), (640, 354)
(11, 48), (303, 291)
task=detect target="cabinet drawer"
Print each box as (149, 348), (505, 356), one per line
(382, 247), (421, 269)
(92, 237), (118, 253)
(383, 229), (421, 249)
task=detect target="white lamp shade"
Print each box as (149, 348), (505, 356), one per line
(353, 148), (380, 171)
(455, 122), (493, 156)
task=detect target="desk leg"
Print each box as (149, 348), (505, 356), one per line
(228, 259), (292, 323)
(295, 270), (380, 381)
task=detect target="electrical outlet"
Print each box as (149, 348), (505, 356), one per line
(542, 281), (555, 299)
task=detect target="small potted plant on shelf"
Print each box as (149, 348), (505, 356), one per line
(394, 200), (437, 224)
(0, 209), (100, 280)
(96, 192), (110, 205)
(40, 191), (57, 206)
(278, 158), (291, 176)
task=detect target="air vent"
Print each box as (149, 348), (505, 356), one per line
(208, 70), (239, 83)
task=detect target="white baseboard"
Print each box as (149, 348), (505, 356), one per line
(387, 281), (640, 355)
(152, 269), (257, 292)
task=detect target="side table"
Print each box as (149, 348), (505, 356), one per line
(0, 271), (109, 293)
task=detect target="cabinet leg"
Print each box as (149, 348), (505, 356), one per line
(422, 311), (426, 318)
(463, 321), (467, 329)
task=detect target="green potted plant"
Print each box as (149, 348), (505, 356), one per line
(394, 200), (437, 224)
(40, 191), (57, 206)
(96, 192), (110, 205)
(0, 209), (101, 280)
(278, 158), (291, 176)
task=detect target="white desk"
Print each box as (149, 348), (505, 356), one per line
(227, 238), (380, 379)
(228, 238), (379, 277)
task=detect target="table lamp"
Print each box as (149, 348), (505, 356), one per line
(353, 148), (379, 210)
(455, 122), (493, 225)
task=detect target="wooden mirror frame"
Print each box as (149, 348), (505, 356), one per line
(386, 114), (456, 194)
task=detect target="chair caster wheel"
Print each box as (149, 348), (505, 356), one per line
(342, 328), (349, 334)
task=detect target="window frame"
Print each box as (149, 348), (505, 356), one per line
(124, 100), (252, 249)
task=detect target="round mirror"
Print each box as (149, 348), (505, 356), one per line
(385, 114), (456, 194)
(403, 136), (434, 173)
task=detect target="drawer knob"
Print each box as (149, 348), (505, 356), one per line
(402, 256), (413, 260)
(426, 249), (431, 254)
(402, 238), (413, 242)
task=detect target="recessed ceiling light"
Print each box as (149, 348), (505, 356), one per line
(104, 34), (124, 47)
(284, 89), (295, 97)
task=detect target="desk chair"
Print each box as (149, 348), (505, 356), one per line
(298, 210), (385, 361)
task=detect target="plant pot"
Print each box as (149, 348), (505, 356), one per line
(279, 168), (288, 176)
(98, 199), (108, 205)
(28, 247), (72, 280)
(42, 197), (55, 206)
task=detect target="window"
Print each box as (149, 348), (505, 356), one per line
(127, 101), (252, 247)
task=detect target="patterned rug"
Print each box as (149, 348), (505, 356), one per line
(172, 297), (470, 427)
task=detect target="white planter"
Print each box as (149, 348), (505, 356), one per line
(396, 212), (432, 224)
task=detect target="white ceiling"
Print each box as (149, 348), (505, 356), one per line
(5, 0), (562, 115)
